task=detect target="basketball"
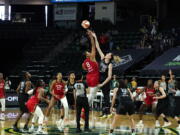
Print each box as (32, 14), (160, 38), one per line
(81, 20), (90, 29)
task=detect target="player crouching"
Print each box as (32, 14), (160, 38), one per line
(26, 79), (49, 134)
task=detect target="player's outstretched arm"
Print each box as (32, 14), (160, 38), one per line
(92, 32), (105, 60)
(87, 30), (96, 61)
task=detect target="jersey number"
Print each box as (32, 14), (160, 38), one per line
(77, 84), (81, 89)
(86, 62), (91, 68)
(86, 62), (93, 72)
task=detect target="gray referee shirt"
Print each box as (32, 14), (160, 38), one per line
(74, 82), (86, 97)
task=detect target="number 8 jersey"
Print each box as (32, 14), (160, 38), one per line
(82, 58), (99, 87)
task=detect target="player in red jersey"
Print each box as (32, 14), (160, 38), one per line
(45, 72), (69, 130)
(137, 79), (156, 127)
(0, 73), (5, 120)
(82, 30), (99, 106)
(26, 79), (49, 134)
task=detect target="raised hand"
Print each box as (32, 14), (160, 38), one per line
(87, 30), (93, 39)
(91, 31), (97, 39)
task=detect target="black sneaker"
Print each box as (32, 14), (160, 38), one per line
(76, 128), (82, 133)
(23, 125), (28, 131)
(13, 125), (20, 132)
(84, 128), (92, 132)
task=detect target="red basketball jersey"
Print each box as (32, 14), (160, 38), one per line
(144, 88), (156, 105)
(83, 58), (99, 87)
(26, 87), (41, 113)
(83, 58), (99, 74)
(53, 81), (65, 99)
(0, 80), (5, 98)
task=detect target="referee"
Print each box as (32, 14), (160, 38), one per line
(74, 75), (91, 133)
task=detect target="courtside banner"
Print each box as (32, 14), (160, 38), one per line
(112, 49), (152, 74)
(5, 92), (47, 107)
(141, 46), (180, 76)
(5, 92), (18, 106)
(54, 4), (77, 21)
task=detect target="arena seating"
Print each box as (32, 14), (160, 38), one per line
(0, 22), (45, 40)
(3, 22), (69, 89)
(3, 20), (179, 89)
(112, 31), (142, 49)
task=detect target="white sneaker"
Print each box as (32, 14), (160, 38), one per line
(36, 130), (47, 134)
(57, 125), (63, 131)
(36, 128), (47, 134)
(155, 120), (160, 127)
(56, 119), (63, 126)
(29, 125), (34, 132)
(154, 129), (160, 135)
(56, 119), (64, 131)
(176, 125), (180, 130)
(56, 119), (63, 127)
(162, 122), (171, 127)
(136, 120), (144, 127)
(57, 123), (64, 131)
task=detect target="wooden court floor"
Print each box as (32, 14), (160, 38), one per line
(0, 108), (180, 135)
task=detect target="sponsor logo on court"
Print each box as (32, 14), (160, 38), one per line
(0, 112), (19, 119)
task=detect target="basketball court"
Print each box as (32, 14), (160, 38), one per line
(0, 108), (179, 135)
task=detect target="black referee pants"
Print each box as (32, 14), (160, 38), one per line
(76, 96), (89, 129)
(101, 83), (110, 115)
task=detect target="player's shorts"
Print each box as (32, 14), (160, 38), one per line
(18, 94), (29, 113)
(174, 97), (180, 117)
(86, 73), (99, 87)
(156, 98), (168, 116)
(26, 101), (37, 113)
(144, 99), (155, 105)
(116, 101), (135, 115)
(66, 92), (75, 107)
(101, 81), (110, 92)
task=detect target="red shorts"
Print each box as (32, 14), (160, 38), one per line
(26, 100), (37, 113)
(144, 99), (155, 105)
(86, 73), (99, 87)
(0, 95), (5, 98)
